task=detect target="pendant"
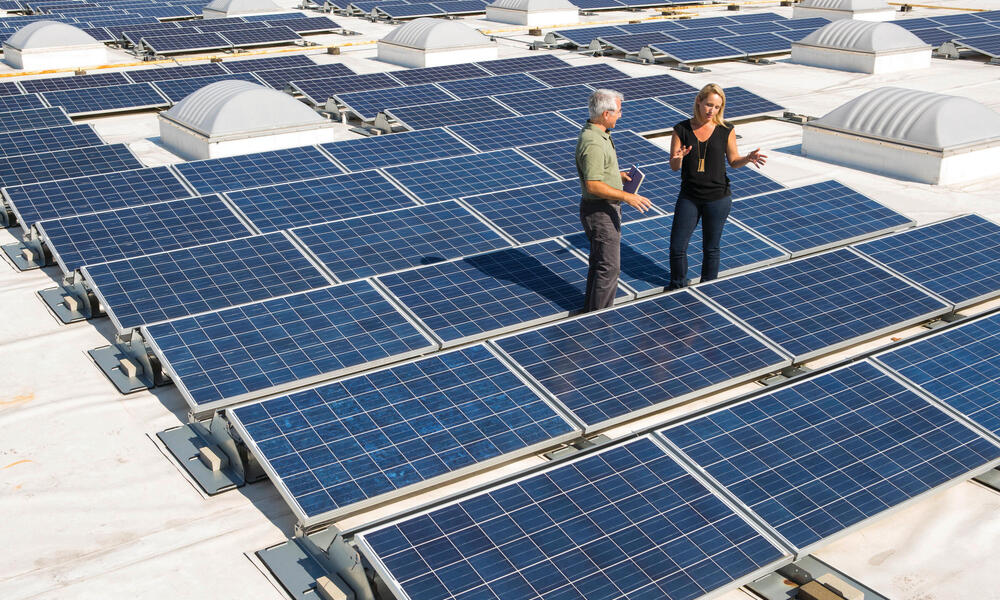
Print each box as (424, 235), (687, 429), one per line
(697, 158), (705, 173)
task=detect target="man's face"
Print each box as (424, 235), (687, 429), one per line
(604, 98), (622, 129)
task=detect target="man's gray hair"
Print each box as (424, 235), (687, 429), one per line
(588, 88), (623, 121)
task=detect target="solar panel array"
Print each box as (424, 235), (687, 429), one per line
(518, 131), (673, 180)
(174, 146), (345, 195)
(40, 82), (170, 116)
(387, 97), (518, 131)
(447, 113), (578, 153)
(320, 128), (474, 172)
(0, 107), (72, 134)
(0, 124), (104, 158)
(0, 143), (143, 188)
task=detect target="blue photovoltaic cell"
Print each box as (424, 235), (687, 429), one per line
(221, 25), (302, 47)
(81, 26), (114, 42)
(267, 16), (341, 33)
(598, 31), (675, 53)
(174, 145), (345, 195)
(978, 10), (1000, 21)
(0, 124), (103, 158)
(378, 240), (621, 344)
(940, 22), (1000, 38)
(125, 62), (230, 82)
(651, 39), (744, 63)
(559, 97), (685, 134)
(724, 21), (791, 35)
(682, 16), (740, 28)
(660, 361), (1000, 551)
(222, 54), (317, 73)
(570, 0), (625, 8)
(660, 86), (782, 119)
(142, 32), (231, 54)
(152, 73), (262, 102)
(37, 194), (252, 274)
(290, 72), (401, 106)
(853, 214), (1000, 308)
(145, 281), (435, 409)
(592, 73), (698, 99)
(718, 33), (791, 55)
(956, 33), (1000, 57)
(0, 81), (22, 96)
(224, 170), (418, 233)
(337, 84), (456, 120)
(19, 72), (131, 94)
(84, 232), (331, 332)
(40, 82), (170, 116)
(244, 12), (304, 20)
(727, 12), (787, 23)
(0, 107), (71, 133)
(0, 94), (46, 112)
(447, 113), (578, 152)
(697, 249), (949, 360)
(231, 344), (576, 521)
(433, 0), (487, 14)
(389, 63), (491, 86)
(527, 64), (629, 87)
(929, 12), (986, 26)
(877, 313), (1000, 437)
(120, 24), (185, 45)
(668, 26), (738, 41)
(0, 143), (142, 188)
(518, 130), (672, 180)
(320, 128), (473, 172)
(358, 436), (788, 600)
(564, 214), (787, 295)
(909, 27), (955, 45)
(388, 97), (518, 131)
(730, 180), (912, 255)
(779, 17), (831, 30)
(293, 201), (510, 282)
(492, 84), (593, 115)
(497, 291), (789, 429)
(475, 54), (569, 75)
(436, 73), (547, 100)
(383, 149), (557, 204)
(553, 25), (627, 46)
(615, 20), (686, 34)
(892, 17), (939, 31)
(4, 166), (191, 228)
(191, 21), (265, 33)
(376, 3), (444, 17)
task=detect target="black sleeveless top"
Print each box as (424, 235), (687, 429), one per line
(674, 119), (731, 202)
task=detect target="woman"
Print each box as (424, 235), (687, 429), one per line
(668, 83), (766, 290)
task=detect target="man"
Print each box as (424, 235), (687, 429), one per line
(576, 88), (652, 312)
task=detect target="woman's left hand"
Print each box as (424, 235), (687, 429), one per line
(747, 148), (767, 168)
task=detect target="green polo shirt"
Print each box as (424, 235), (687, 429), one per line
(575, 121), (621, 203)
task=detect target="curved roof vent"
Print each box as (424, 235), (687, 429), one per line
(800, 19), (921, 51)
(5, 21), (99, 49)
(798, 0), (887, 9)
(486, 0), (579, 26)
(378, 18), (497, 67)
(793, 0), (894, 21)
(802, 87), (1000, 184)
(159, 80), (337, 159)
(792, 20), (929, 72)
(203, 0), (283, 18)
(3, 21), (108, 70)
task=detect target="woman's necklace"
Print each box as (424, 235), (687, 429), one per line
(693, 119), (713, 173)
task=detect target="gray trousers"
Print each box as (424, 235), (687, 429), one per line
(580, 200), (621, 312)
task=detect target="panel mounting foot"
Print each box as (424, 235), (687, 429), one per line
(761, 365), (811, 386)
(2, 240), (42, 270)
(39, 281), (97, 323)
(973, 466), (1000, 492)
(746, 554), (888, 599)
(158, 416), (248, 495)
(258, 528), (376, 600)
(88, 331), (162, 393)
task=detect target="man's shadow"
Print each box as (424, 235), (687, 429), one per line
(464, 246), (585, 311)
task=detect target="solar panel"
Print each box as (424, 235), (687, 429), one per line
(436, 73), (547, 100)
(336, 84), (456, 121)
(144, 281), (436, 412)
(956, 33), (1000, 57)
(118, 23), (185, 45)
(0, 94), (46, 113)
(389, 63), (492, 87)
(292, 201), (510, 282)
(125, 62), (230, 83)
(908, 27), (955, 45)
(664, 86), (782, 119)
(682, 16), (740, 28)
(650, 39), (745, 63)
(244, 12), (308, 21)
(0, 81), (22, 97)
(379, 239), (627, 346)
(697, 248), (950, 361)
(527, 64), (629, 87)
(141, 32), (231, 54)
(267, 16), (340, 33)
(492, 84), (593, 115)
(659, 360), (1000, 554)
(432, 0), (487, 14)
(0, 125), (101, 165)
(593, 74), (699, 99)
(729, 180), (912, 256)
(614, 20), (686, 34)
(780, 17), (831, 30)
(252, 63), (356, 89)
(940, 22), (999, 38)
(0, 143), (143, 189)
(552, 25), (627, 46)
(222, 54), (317, 73)
(230, 343), (576, 524)
(0, 107), (71, 134)
(356, 435), (789, 600)
(376, 2), (444, 17)
(382, 149), (557, 204)
(387, 97), (518, 131)
(224, 170), (418, 233)
(518, 130), (672, 180)
(568, 0), (625, 8)
(320, 128), (474, 172)
(875, 313), (1000, 439)
(220, 25), (302, 47)
(929, 12), (984, 26)
(290, 72), (401, 106)
(19, 72), (131, 94)
(176, 17), (246, 29)
(559, 97), (686, 134)
(80, 26), (114, 42)
(37, 194), (253, 274)
(447, 112), (578, 152)
(129, 5), (193, 18)
(40, 82), (170, 116)
(84, 232), (332, 332)
(727, 11), (787, 23)
(978, 10), (1000, 22)
(724, 21), (792, 35)
(853, 214), (1000, 309)
(474, 54), (569, 75)
(598, 31), (676, 53)
(191, 21), (263, 33)
(148, 73), (260, 103)
(718, 32), (791, 55)
(564, 214), (788, 297)
(173, 145), (345, 195)
(668, 26), (737, 41)
(892, 17), (939, 31)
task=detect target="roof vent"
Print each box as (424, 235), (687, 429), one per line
(378, 18), (498, 67)
(2, 21), (108, 70)
(159, 80), (337, 160)
(793, 0), (895, 21)
(203, 0), (284, 19)
(486, 0), (579, 27)
(802, 87), (1000, 184)
(792, 20), (929, 73)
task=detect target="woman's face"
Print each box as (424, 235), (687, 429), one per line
(696, 93), (724, 122)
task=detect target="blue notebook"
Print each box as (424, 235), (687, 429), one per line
(623, 164), (644, 194)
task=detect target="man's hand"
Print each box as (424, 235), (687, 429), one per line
(620, 171), (631, 183)
(622, 193), (652, 213)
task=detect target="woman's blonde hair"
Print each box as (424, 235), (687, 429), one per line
(693, 83), (726, 127)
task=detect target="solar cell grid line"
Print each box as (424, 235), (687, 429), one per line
(852, 214), (1000, 310)
(349, 1), (406, 14)
(36, 194), (255, 274)
(491, 84), (593, 116)
(891, 17), (939, 31)
(939, 22), (1000, 38)
(268, 16), (341, 33)
(143, 280), (437, 413)
(568, 0), (625, 8)
(563, 214), (789, 298)
(591, 73), (698, 99)
(40, 82), (171, 116)
(694, 248), (951, 361)
(558, 96), (686, 135)
(728, 180), (913, 257)
(141, 32), (232, 55)
(82, 231), (333, 332)
(172, 145), (345, 195)
(191, 20), (264, 32)
(526, 63), (630, 87)
(0, 143), (143, 189)
(779, 17), (832, 30)
(228, 342), (579, 526)
(388, 63), (492, 87)
(375, 3), (444, 17)
(955, 33), (1000, 58)
(667, 25), (739, 41)
(431, 0), (487, 14)
(335, 83), (457, 121)
(908, 27), (955, 46)
(658, 360), (1000, 556)
(244, 12), (306, 21)
(319, 127), (474, 173)
(220, 25), (302, 47)
(726, 12), (788, 23)
(124, 62), (230, 83)
(874, 312), (1000, 441)
(435, 73), (548, 101)
(18, 71), (132, 94)
(114, 23), (182, 43)
(386, 97), (518, 131)
(651, 39), (747, 63)
(598, 31), (677, 54)
(0, 107), (71, 133)
(679, 15), (740, 27)
(81, 26), (114, 42)
(928, 12), (985, 26)
(290, 72), (402, 106)
(661, 86), (783, 120)
(381, 148), (558, 204)
(377, 239), (631, 346)
(551, 25), (628, 46)
(0, 93), (46, 113)
(718, 32), (792, 56)
(724, 21), (793, 35)
(356, 435), (791, 600)
(517, 130), (673, 180)
(614, 19), (686, 34)
(446, 112), (578, 153)
(221, 53), (317, 73)
(473, 54), (569, 75)
(0, 123), (104, 158)
(978, 10), (1000, 21)
(291, 201), (511, 282)
(223, 170), (419, 233)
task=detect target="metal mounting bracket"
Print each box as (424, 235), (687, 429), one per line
(39, 271), (100, 323)
(157, 412), (264, 495)
(2, 234), (47, 270)
(760, 365), (812, 387)
(88, 330), (164, 393)
(257, 527), (376, 600)
(746, 554), (889, 599)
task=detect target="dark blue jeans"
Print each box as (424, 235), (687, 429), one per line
(668, 194), (732, 290)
